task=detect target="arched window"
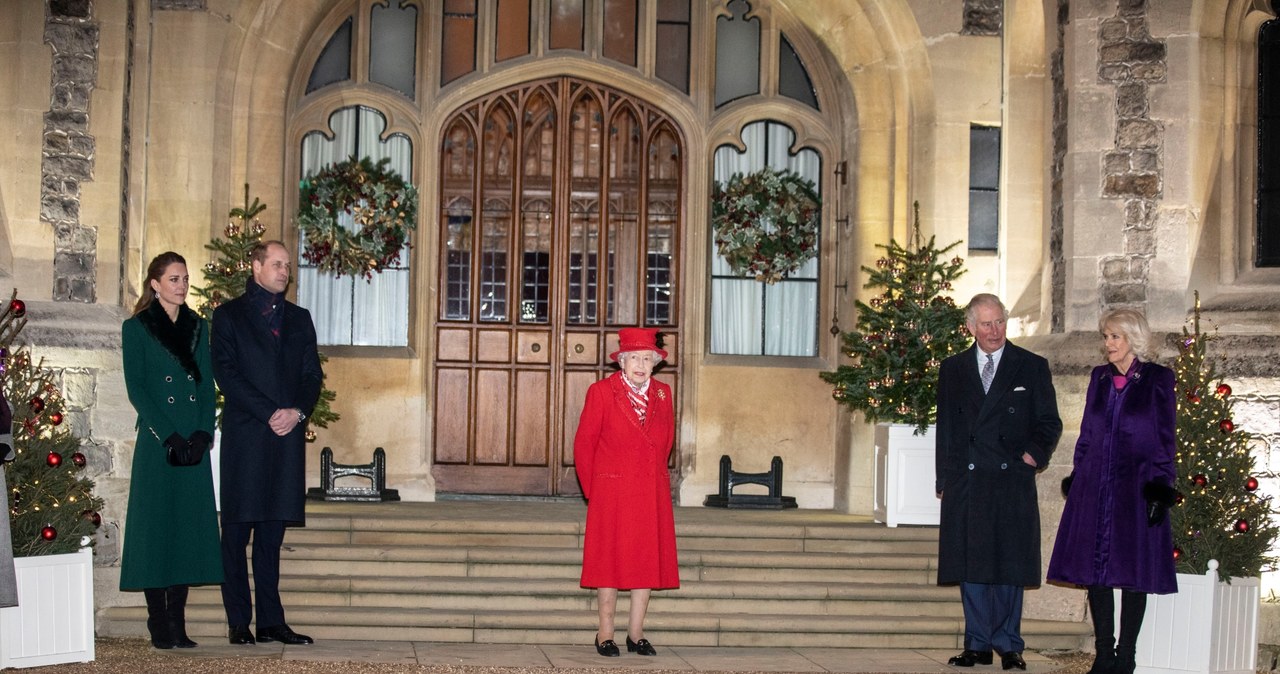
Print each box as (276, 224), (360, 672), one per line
(297, 106), (414, 346)
(1258, 18), (1280, 267)
(711, 121), (821, 357)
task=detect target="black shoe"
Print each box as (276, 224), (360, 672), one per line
(626, 636), (657, 656)
(948, 650), (994, 667)
(1001, 652), (1027, 670)
(228, 625), (255, 645)
(595, 634), (620, 657)
(256, 624), (314, 645)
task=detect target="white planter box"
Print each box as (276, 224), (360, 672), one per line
(873, 423), (940, 527)
(0, 546), (95, 669)
(1130, 561), (1258, 674)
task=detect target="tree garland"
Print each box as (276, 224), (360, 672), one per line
(711, 166), (821, 284)
(297, 156), (418, 279)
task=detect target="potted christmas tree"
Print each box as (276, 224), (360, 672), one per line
(0, 294), (104, 668)
(820, 203), (969, 526)
(1131, 294), (1276, 674)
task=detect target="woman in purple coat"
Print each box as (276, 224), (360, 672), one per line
(1047, 308), (1177, 674)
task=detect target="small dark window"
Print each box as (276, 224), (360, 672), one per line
(602, 0), (638, 67)
(1258, 19), (1280, 267)
(654, 0), (690, 93)
(441, 0), (477, 85)
(778, 34), (818, 110)
(714, 0), (760, 107)
(370, 2), (417, 98)
(306, 18), (352, 94)
(969, 125), (1001, 251)
(495, 0), (531, 62)
(549, 0), (584, 51)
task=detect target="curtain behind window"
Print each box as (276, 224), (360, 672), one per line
(298, 106), (414, 346)
(711, 121), (820, 356)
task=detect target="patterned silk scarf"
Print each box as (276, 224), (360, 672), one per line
(622, 373), (650, 425)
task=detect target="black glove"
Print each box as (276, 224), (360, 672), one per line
(163, 431), (201, 467)
(0, 432), (13, 463)
(1061, 472), (1074, 497)
(187, 430), (213, 454)
(1143, 480), (1179, 526)
(162, 432), (187, 453)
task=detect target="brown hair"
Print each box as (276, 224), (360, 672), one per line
(250, 240), (288, 264)
(132, 251), (188, 316)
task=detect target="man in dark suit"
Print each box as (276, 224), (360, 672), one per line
(212, 240), (323, 646)
(935, 293), (1062, 670)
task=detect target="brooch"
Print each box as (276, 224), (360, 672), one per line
(657, 390), (666, 400)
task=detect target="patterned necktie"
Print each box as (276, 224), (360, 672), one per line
(981, 353), (995, 394)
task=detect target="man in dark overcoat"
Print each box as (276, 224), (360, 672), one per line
(935, 293), (1062, 670)
(212, 240), (323, 646)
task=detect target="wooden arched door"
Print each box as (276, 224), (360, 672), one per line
(432, 77), (682, 496)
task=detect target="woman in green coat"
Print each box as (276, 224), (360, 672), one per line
(120, 251), (223, 649)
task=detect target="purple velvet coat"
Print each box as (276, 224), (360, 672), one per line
(1046, 360), (1178, 594)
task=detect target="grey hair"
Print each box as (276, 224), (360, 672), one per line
(618, 350), (663, 364)
(964, 293), (1008, 327)
(1099, 308), (1154, 361)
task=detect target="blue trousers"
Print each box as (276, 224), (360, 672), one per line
(220, 519), (286, 629)
(960, 582), (1024, 653)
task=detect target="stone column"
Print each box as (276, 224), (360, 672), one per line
(43, 0), (99, 303)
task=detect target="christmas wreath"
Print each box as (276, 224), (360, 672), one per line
(711, 166), (821, 284)
(297, 156), (418, 279)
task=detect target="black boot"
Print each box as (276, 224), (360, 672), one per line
(143, 588), (175, 649)
(1114, 590), (1148, 674)
(1085, 586), (1117, 674)
(166, 585), (197, 648)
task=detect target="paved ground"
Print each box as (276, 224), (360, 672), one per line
(18, 638), (1090, 674)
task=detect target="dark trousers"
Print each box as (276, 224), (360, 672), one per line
(220, 519), (286, 629)
(960, 582), (1025, 653)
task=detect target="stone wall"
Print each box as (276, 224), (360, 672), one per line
(1097, 2), (1167, 309)
(44, 0), (99, 303)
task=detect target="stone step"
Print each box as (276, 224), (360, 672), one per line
(174, 576), (962, 617)
(98, 605), (1089, 650)
(94, 501), (1086, 650)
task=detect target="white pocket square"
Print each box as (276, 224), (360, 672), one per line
(1013, 386), (1027, 391)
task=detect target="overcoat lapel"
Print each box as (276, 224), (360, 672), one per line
(978, 343), (1025, 420)
(957, 346), (984, 416)
(609, 373), (663, 448)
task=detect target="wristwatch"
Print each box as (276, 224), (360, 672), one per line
(296, 409), (307, 423)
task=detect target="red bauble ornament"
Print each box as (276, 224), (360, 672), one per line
(81, 510), (101, 527)
(1235, 518), (1250, 533)
(1172, 547), (1183, 561)
(1219, 419), (1234, 433)
(9, 299), (25, 318)
(49, 412), (63, 426)
(72, 452), (86, 467)
(1187, 392), (1201, 403)
(29, 397), (44, 414)
(45, 452), (62, 467)
(1247, 476), (1260, 491)
(1192, 474), (1208, 487)
(40, 526), (56, 542)
(1216, 383), (1232, 397)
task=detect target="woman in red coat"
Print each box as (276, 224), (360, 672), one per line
(576, 327), (678, 657)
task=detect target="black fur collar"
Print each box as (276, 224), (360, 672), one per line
(137, 300), (202, 383)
